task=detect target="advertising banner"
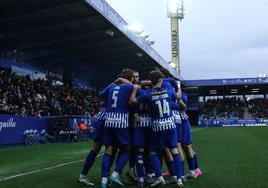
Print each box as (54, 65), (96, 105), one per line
(199, 118), (268, 127)
(0, 115), (50, 145)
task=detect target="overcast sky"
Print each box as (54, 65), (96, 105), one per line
(105, 0), (268, 80)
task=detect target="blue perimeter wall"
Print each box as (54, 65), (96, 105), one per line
(0, 115), (95, 145)
(2, 115), (268, 145)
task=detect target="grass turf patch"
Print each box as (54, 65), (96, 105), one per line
(1, 127), (268, 188)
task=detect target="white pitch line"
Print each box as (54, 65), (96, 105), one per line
(0, 153), (104, 182)
(192, 128), (205, 132)
(0, 128), (206, 182)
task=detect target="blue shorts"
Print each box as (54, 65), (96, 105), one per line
(92, 119), (104, 143)
(176, 123), (182, 143)
(102, 127), (130, 146)
(128, 125), (134, 143)
(150, 129), (177, 151)
(181, 119), (192, 145)
(132, 127), (151, 148)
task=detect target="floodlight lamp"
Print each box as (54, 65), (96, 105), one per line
(169, 62), (176, 68)
(136, 52), (143, 57)
(144, 35), (150, 39)
(145, 36), (151, 41)
(140, 32), (148, 38)
(167, 0), (185, 19)
(258, 73), (266, 78)
(127, 23), (143, 34)
(148, 41), (155, 45)
(106, 30), (114, 36)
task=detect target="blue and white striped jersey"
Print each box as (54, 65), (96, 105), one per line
(137, 113), (152, 128)
(180, 111), (189, 120)
(134, 89), (152, 128)
(172, 109), (182, 124)
(162, 78), (178, 94)
(105, 112), (129, 128)
(94, 107), (106, 121)
(101, 83), (133, 128)
(137, 87), (176, 132)
(180, 92), (189, 120)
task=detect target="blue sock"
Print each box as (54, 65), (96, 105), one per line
(194, 154), (199, 169)
(150, 152), (162, 178)
(166, 160), (176, 176)
(112, 148), (119, 162)
(172, 154), (182, 178)
(144, 150), (153, 175)
(181, 161), (185, 177)
(187, 157), (195, 171)
(129, 150), (135, 168)
(160, 155), (163, 168)
(102, 153), (112, 178)
(145, 162), (153, 175)
(81, 150), (98, 175)
(186, 157), (190, 169)
(115, 151), (129, 173)
(109, 149), (118, 171)
(135, 151), (144, 178)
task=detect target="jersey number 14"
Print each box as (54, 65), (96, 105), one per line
(155, 99), (170, 117)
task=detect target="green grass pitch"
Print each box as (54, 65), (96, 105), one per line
(1, 127), (268, 188)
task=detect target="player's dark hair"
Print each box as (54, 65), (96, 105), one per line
(120, 68), (134, 81)
(149, 70), (164, 85)
(158, 68), (171, 77)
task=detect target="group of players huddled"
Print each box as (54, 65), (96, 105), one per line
(78, 68), (202, 187)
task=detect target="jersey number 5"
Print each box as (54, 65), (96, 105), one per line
(155, 99), (170, 117)
(112, 90), (119, 108)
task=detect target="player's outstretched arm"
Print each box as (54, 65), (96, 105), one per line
(99, 83), (114, 98)
(178, 98), (187, 111)
(129, 85), (140, 105)
(176, 80), (182, 99)
(140, 80), (152, 87)
(165, 77), (179, 92)
(114, 77), (132, 84)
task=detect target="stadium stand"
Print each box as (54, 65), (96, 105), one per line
(200, 97), (245, 119)
(199, 97), (268, 119)
(0, 68), (101, 117)
(0, 0), (181, 146)
(0, 0), (181, 86)
(183, 77), (268, 127)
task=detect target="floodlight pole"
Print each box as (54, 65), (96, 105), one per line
(167, 0), (185, 73)
(171, 18), (180, 73)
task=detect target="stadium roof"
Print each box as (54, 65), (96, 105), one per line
(183, 77), (268, 96)
(0, 0), (181, 86)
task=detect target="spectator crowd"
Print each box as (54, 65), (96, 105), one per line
(200, 97), (268, 119)
(1, 67), (268, 120)
(247, 98), (268, 118)
(0, 68), (101, 117)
